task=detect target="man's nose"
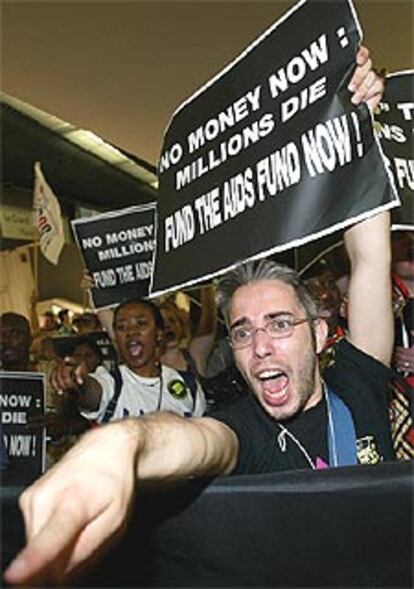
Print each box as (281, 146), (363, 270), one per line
(251, 327), (274, 358)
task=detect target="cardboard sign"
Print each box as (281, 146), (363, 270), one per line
(375, 70), (414, 230)
(151, 0), (398, 295)
(72, 204), (156, 309)
(1, 371), (46, 484)
(53, 333), (118, 372)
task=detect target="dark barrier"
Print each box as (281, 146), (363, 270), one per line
(2, 461), (413, 587)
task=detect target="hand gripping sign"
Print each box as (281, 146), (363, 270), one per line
(151, 0), (398, 296)
(72, 203), (157, 310)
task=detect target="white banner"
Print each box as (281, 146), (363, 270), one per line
(33, 162), (64, 265)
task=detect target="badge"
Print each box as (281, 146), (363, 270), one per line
(168, 379), (188, 400)
(356, 436), (383, 465)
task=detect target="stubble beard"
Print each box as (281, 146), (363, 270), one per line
(261, 347), (319, 422)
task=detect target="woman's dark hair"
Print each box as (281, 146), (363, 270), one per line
(113, 298), (165, 331)
(58, 309), (69, 322)
(70, 336), (104, 364)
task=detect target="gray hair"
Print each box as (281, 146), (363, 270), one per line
(216, 259), (320, 327)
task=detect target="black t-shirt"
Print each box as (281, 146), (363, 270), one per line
(209, 339), (396, 474)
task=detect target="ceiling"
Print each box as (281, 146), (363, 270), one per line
(1, 93), (158, 213)
(2, 1), (412, 167)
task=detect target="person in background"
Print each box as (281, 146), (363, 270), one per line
(388, 231), (414, 459)
(304, 266), (348, 372)
(51, 298), (206, 424)
(72, 312), (102, 335)
(70, 336), (105, 374)
(80, 271), (217, 402)
(57, 309), (75, 335)
(391, 231), (414, 382)
(26, 337), (94, 466)
(305, 269), (346, 338)
(42, 311), (59, 333)
(30, 309), (59, 362)
(35, 337), (59, 411)
(160, 286), (216, 377)
(158, 286), (217, 406)
(0, 312), (33, 371)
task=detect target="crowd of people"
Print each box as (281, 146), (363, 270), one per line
(0, 46), (413, 587)
(1, 234), (413, 469)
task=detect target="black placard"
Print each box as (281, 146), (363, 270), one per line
(375, 70), (414, 230)
(151, 0), (397, 295)
(72, 204), (157, 309)
(1, 372), (46, 484)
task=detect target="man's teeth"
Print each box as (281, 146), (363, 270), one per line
(258, 370), (282, 381)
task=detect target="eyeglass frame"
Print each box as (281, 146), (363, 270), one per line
(228, 313), (312, 350)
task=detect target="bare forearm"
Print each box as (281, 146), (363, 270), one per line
(97, 308), (115, 341)
(131, 413), (238, 481)
(2, 411), (237, 587)
(344, 211), (393, 364)
(195, 285), (217, 337)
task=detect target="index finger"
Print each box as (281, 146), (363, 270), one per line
(50, 357), (78, 391)
(4, 504), (88, 585)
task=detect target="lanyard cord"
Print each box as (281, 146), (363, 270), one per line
(276, 381), (336, 469)
(276, 424), (316, 469)
(155, 369), (164, 411)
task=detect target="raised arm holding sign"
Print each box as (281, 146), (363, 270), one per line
(151, 0), (397, 296)
(71, 204), (156, 310)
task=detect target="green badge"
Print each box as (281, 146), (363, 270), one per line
(168, 379), (188, 400)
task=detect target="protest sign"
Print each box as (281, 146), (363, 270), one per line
(72, 204), (156, 309)
(1, 371), (46, 484)
(53, 333), (118, 372)
(33, 162), (65, 265)
(375, 70), (414, 230)
(151, 0), (398, 296)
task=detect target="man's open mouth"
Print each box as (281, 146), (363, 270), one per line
(257, 369), (289, 405)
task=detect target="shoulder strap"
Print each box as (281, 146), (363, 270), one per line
(179, 351), (200, 411)
(326, 386), (358, 467)
(101, 365), (123, 424)
(182, 349), (201, 380)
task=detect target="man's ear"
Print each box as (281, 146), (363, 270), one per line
(314, 318), (329, 354)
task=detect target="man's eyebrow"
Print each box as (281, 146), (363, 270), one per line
(230, 311), (293, 330)
(264, 311), (293, 321)
(229, 317), (250, 330)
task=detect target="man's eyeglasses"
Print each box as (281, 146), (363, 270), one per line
(229, 315), (309, 349)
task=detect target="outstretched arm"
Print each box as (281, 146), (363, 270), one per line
(4, 413), (237, 586)
(344, 211), (393, 366)
(51, 357), (103, 412)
